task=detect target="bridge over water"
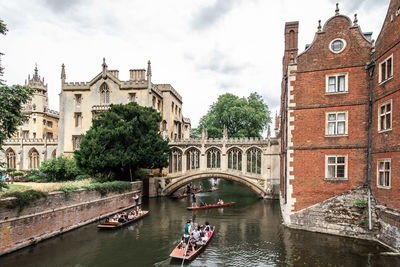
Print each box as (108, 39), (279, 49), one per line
(158, 131), (280, 199)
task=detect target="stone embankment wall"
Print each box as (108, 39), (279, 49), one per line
(376, 206), (400, 251)
(286, 186), (400, 252)
(0, 181), (142, 256)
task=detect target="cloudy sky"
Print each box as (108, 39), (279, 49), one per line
(0, 0), (389, 131)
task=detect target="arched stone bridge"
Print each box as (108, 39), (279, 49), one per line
(158, 133), (280, 199)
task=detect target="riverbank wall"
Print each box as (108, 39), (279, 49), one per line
(0, 181), (142, 256)
(282, 186), (400, 252)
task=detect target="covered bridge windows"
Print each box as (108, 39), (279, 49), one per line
(207, 148), (221, 168)
(169, 148), (182, 173)
(227, 148), (242, 171)
(186, 148), (200, 171)
(247, 148), (262, 174)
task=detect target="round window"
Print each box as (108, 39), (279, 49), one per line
(329, 38), (346, 54)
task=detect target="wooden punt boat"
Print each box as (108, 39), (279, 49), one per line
(208, 187), (218, 192)
(169, 226), (215, 261)
(186, 202), (235, 210)
(97, 210), (149, 229)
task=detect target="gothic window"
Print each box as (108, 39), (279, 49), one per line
(186, 148), (200, 171)
(207, 148), (221, 169)
(51, 149), (57, 159)
(169, 148), (182, 173)
(100, 83), (110, 104)
(75, 94), (82, 105)
(247, 148), (261, 174)
(129, 93), (136, 103)
(228, 148), (242, 171)
(162, 120), (167, 131)
(6, 149), (16, 169)
(75, 113), (82, 127)
(73, 136), (81, 150)
(29, 148), (40, 169)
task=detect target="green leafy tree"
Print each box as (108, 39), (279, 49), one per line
(0, 19), (33, 150)
(74, 103), (170, 181)
(40, 156), (83, 181)
(194, 92), (271, 138)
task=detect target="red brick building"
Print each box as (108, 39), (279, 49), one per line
(280, 0), (400, 245)
(371, 0), (400, 213)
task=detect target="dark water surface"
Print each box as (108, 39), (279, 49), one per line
(0, 180), (399, 267)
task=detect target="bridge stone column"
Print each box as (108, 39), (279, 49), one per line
(200, 145), (206, 171)
(242, 150), (247, 175)
(221, 142), (227, 171)
(182, 149), (187, 174)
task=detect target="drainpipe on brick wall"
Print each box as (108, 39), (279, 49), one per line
(284, 74), (288, 204)
(366, 61), (375, 231)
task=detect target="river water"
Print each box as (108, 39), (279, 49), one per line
(0, 179), (399, 267)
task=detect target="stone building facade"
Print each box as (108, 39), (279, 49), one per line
(57, 59), (191, 156)
(1, 60), (191, 169)
(0, 66), (59, 170)
(280, 1), (400, 250)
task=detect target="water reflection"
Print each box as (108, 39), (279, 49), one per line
(0, 179), (398, 267)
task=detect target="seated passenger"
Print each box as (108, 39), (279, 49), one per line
(204, 221), (211, 232)
(192, 226), (201, 241)
(179, 236), (186, 250)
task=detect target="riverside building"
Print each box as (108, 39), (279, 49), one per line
(279, 1), (400, 250)
(0, 59), (191, 169)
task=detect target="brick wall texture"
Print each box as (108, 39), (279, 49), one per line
(0, 181), (142, 256)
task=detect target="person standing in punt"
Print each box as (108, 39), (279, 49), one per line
(191, 192), (197, 207)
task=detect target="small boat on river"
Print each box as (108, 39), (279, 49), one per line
(169, 226), (215, 261)
(186, 202), (235, 210)
(208, 186), (218, 192)
(97, 210), (149, 229)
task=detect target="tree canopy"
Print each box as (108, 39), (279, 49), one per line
(0, 19), (33, 150)
(74, 102), (170, 181)
(195, 92), (271, 138)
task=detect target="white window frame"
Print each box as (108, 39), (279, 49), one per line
(377, 159), (391, 189)
(379, 54), (393, 84)
(325, 111), (348, 136)
(378, 99), (392, 133)
(325, 73), (348, 94)
(325, 154), (348, 180)
(329, 38), (347, 54)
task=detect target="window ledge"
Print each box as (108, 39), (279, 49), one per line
(325, 91), (349, 95)
(324, 177), (348, 181)
(325, 134), (348, 138)
(378, 129), (392, 134)
(379, 75), (393, 86)
(377, 185), (391, 189)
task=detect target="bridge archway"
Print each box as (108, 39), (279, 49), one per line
(161, 171), (268, 198)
